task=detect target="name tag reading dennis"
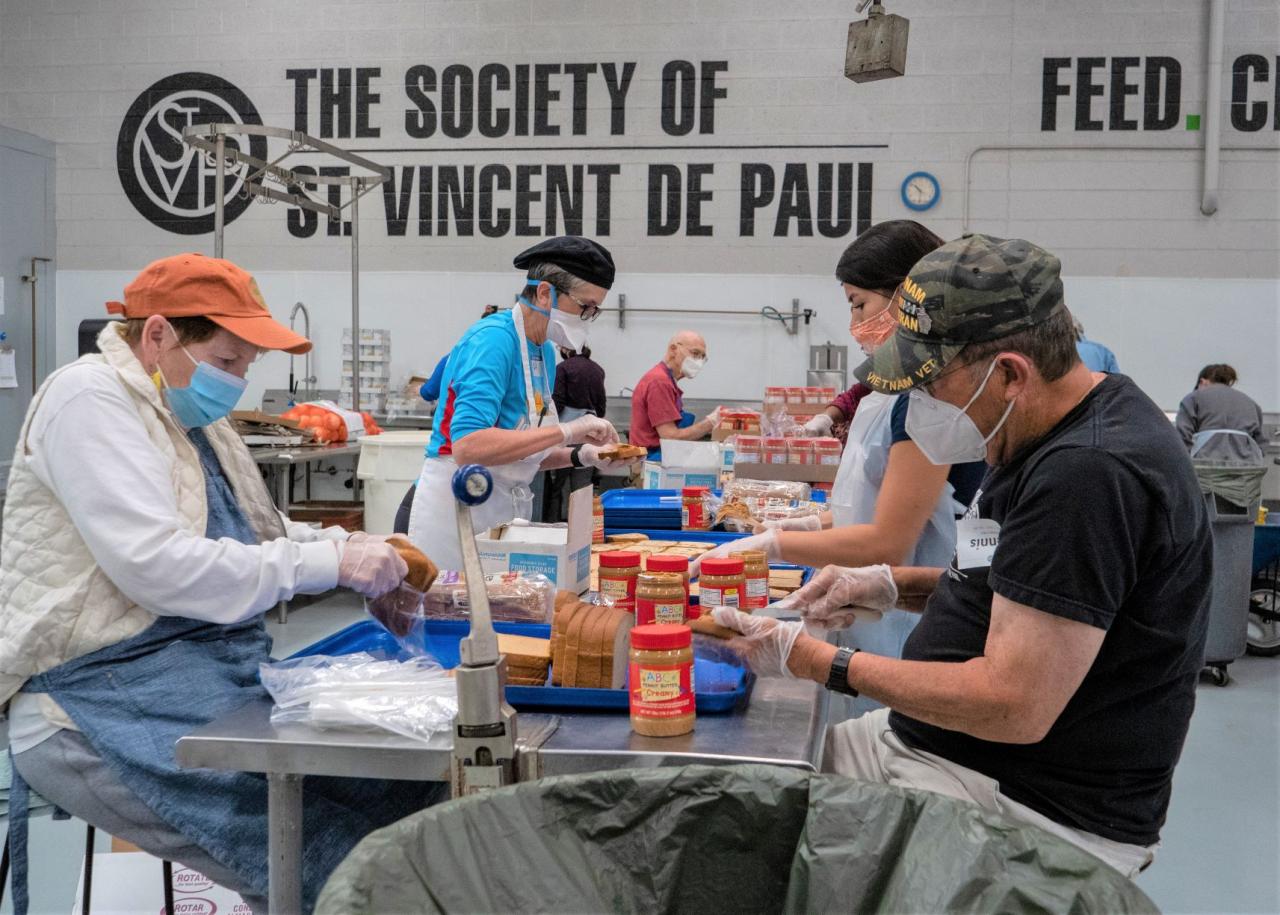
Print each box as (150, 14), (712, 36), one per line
(956, 518), (1001, 570)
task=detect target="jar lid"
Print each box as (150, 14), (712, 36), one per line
(762, 437), (788, 446)
(631, 623), (692, 650)
(699, 556), (745, 576)
(681, 486), (709, 496)
(638, 571), (683, 586)
(599, 550), (641, 568)
(646, 554), (689, 572)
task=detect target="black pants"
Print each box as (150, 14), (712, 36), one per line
(394, 484), (416, 534)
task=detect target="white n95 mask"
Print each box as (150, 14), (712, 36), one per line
(682, 356), (706, 379)
(548, 305), (589, 353)
(905, 358), (1013, 465)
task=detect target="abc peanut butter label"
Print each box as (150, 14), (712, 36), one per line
(629, 663), (695, 717)
(636, 598), (686, 626)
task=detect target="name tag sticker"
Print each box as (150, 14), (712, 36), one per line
(956, 518), (1001, 570)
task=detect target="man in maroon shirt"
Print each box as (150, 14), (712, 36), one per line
(628, 330), (720, 454)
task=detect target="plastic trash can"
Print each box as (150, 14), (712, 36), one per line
(317, 765), (1157, 915)
(356, 431), (430, 535)
(1200, 491), (1258, 684)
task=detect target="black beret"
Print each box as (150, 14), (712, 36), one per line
(513, 236), (616, 289)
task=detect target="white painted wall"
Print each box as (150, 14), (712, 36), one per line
(57, 269), (1280, 412)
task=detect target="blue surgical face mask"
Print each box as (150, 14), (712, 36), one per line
(156, 327), (249, 428)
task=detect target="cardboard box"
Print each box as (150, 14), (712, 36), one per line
(73, 852), (250, 914)
(476, 485), (592, 593)
(642, 439), (723, 489)
(733, 461), (839, 484)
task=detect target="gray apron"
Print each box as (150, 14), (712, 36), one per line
(7, 429), (441, 914)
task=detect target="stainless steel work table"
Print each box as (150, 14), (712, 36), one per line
(177, 678), (829, 913)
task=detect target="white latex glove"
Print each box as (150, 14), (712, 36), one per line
(347, 531), (411, 546)
(703, 406), (722, 429)
(579, 442), (644, 473)
(689, 529), (782, 578)
(334, 538), (408, 599)
(801, 412), (834, 436)
(774, 563), (897, 631)
(559, 414), (619, 446)
(710, 606), (804, 679)
(752, 515), (823, 534)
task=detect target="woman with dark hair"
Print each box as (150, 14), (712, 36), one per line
(1175, 362), (1267, 452)
(804, 221), (955, 442)
(696, 220), (987, 721)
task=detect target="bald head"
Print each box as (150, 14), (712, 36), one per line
(665, 330), (707, 380)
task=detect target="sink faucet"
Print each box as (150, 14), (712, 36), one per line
(288, 302), (315, 401)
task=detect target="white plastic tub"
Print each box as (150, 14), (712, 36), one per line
(357, 431), (432, 534)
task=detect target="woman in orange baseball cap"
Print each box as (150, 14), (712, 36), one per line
(0, 253), (439, 913)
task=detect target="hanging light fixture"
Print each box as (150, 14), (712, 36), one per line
(844, 0), (910, 83)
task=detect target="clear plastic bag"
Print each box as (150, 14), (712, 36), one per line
(260, 652), (457, 743)
(422, 572), (555, 623)
(722, 479), (812, 502)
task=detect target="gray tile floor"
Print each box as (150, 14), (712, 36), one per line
(5, 597), (1279, 914)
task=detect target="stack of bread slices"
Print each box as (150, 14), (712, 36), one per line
(550, 591), (633, 688)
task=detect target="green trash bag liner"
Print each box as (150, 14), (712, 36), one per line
(316, 764), (1158, 915)
(1194, 464), (1267, 510)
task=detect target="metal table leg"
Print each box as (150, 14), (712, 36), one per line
(267, 772), (304, 915)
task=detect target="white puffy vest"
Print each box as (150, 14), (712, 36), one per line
(0, 325), (284, 710)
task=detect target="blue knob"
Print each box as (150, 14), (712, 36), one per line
(451, 464), (493, 505)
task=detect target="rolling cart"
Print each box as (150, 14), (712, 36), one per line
(1247, 522), (1280, 657)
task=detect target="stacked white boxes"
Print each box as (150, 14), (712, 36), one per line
(341, 328), (391, 413)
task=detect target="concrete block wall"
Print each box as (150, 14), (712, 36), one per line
(1, 0), (1278, 411)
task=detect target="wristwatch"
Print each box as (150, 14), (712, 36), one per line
(569, 444), (585, 468)
(825, 647), (859, 697)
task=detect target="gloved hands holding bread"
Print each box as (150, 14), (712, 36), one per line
(579, 442), (646, 473)
(346, 533), (439, 636)
(773, 563), (897, 631)
(708, 606), (804, 679)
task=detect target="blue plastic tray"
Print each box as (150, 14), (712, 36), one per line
(290, 619), (749, 714)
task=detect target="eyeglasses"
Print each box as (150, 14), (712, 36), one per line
(556, 287), (602, 322)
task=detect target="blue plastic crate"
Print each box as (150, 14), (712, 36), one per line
(289, 619), (749, 714)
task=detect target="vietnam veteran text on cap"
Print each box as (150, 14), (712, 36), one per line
(853, 234), (1064, 394)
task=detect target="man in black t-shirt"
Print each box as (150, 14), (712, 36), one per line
(712, 235), (1211, 878)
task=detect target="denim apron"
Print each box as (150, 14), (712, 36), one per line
(8, 429), (439, 914)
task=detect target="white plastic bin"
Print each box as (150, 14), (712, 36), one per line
(357, 431), (432, 534)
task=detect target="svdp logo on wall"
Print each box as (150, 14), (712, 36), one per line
(117, 72), (266, 235)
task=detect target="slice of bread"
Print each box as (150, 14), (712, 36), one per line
(551, 599), (588, 686)
(496, 633), (551, 679)
(391, 540), (439, 592)
(599, 607), (634, 689)
(688, 615), (736, 640)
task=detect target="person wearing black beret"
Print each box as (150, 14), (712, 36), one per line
(407, 236), (642, 571)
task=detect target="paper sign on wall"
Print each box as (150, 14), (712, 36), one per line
(0, 348), (17, 389)
(0, 275), (6, 315)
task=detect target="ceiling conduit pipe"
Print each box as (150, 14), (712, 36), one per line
(1201, 0), (1226, 216)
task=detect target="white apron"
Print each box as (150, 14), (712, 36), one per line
(409, 306), (559, 572)
(827, 391), (962, 721)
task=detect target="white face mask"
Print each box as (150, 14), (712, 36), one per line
(905, 358), (1014, 465)
(547, 305), (589, 353)
(681, 356), (706, 379)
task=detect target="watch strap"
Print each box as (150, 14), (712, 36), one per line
(825, 647), (859, 697)
(569, 444), (584, 468)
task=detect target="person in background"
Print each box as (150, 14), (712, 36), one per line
(544, 345), (610, 522)
(1074, 319), (1120, 373)
(0, 254), (433, 913)
(712, 234), (1212, 879)
(1175, 363), (1268, 450)
(629, 331), (720, 457)
(694, 220), (985, 723)
(419, 304), (500, 403)
(408, 237), (642, 572)
(553, 345), (608, 421)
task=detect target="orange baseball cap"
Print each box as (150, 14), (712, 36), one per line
(106, 253), (312, 354)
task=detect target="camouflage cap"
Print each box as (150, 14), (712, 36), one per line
(853, 234), (1064, 393)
